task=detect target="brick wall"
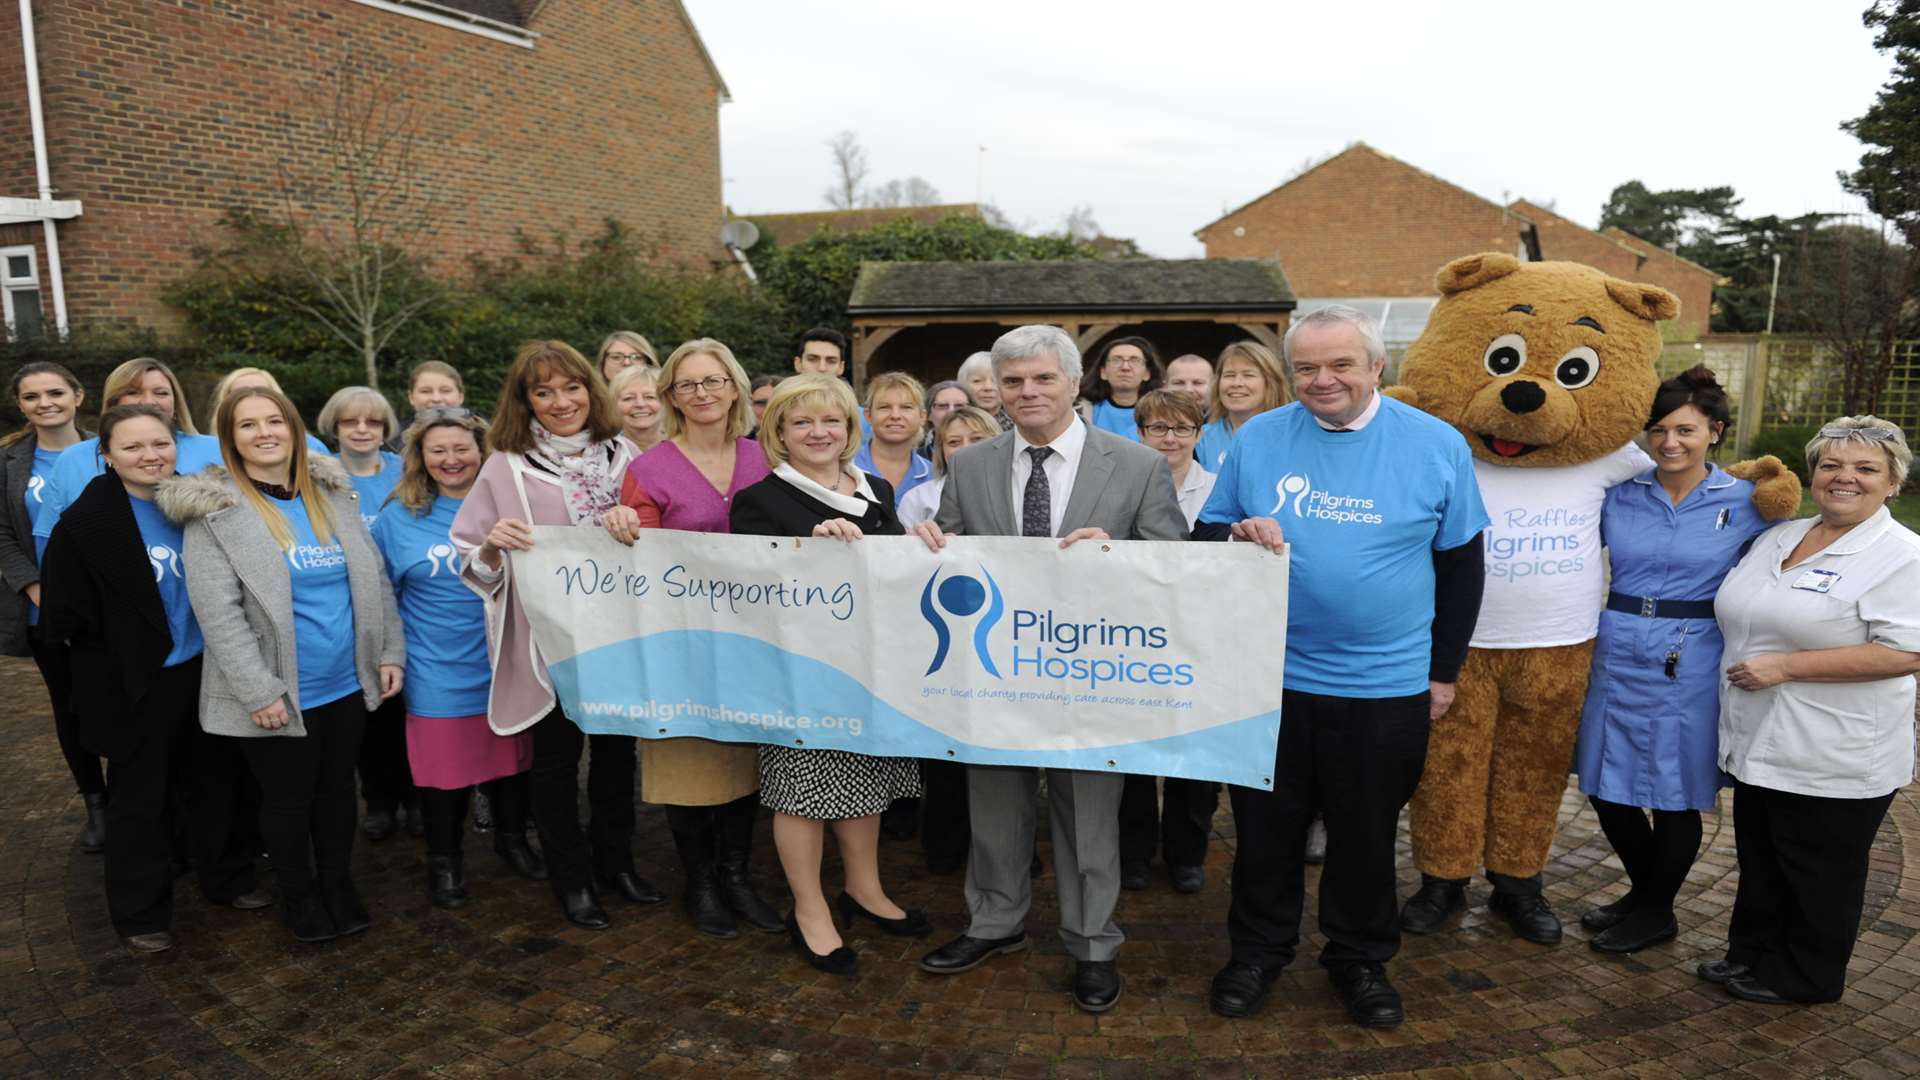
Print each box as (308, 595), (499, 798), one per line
(1509, 201), (1713, 337)
(1198, 146), (1532, 297)
(11, 0), (726, 330)
(0, 4), (34, 200)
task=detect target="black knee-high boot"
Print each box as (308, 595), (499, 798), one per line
(419, 787), (469, 908)
(716, 794), (782, 933)
(667, 805), (734, 938)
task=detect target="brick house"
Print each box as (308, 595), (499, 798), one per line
(1195, 144), (1717, 344)
(1, 0), (730, 336)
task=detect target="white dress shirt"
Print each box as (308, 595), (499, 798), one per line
(1011, 416), (1087, 537)
(1173, 463), (1217, 529)
(1313, 388), (1382, 432)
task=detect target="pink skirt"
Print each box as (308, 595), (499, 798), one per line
(405, 713), (532, 791)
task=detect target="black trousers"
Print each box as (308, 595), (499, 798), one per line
(357, 695), (416, 813)
(920, 760), (971, 862)
(28, 628), (105, 796)
(527, 708), (635, 894)
(1119, 774), (1219, 869)
(235, 694), (367, 901)
(1227, 688), (1430, 971)
(420, 772), (532, 858)
(1727, 779), (1896, 1003)
(103, 658), (255, 935)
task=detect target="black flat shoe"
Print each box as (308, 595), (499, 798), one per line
(1399, 876), (1466, 934)
(1329, 962), (1404, 1029)
(1488, 890), (1563, 945)
(1072, 960), (1121, 1013)
(786, 911), (856, 976)
(1588, 914), (1677, 954)
(281, 893), (339, 944)
(1209, 961), (1279, 1018)
(559, 887), (610, 930)
(494, 833), (549, 881)
(1580, 894), (1639, 932)
(321, 880), (372, 937)
(836, 892), (931, 937)
(919, 932), (1028, 974)
(427, 855), (468, 910)
(1696, 958), (1751, 985)
(362, 809), (396, 842)
(1170, 865), (1205, 894)
(1725, 975), (1794, 1005)
(1120, 861), (1151, 891)
(125, 931), (174, 954)
(597, 870), (666, 905)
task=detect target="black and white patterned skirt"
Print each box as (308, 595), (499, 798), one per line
(757, 745), (924, 820)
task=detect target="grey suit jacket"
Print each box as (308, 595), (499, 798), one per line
(935, 422), (1188, 542)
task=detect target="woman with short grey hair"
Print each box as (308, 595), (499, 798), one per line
(955, 350), (1003, 416)
(1704, 414), (1920, 1004)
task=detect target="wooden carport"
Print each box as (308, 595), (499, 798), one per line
(845, 258), (1296, 390)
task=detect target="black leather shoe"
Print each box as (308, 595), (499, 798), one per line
(787, 910), (856, 976)
(1696, 959), (1751, 985)
(1725, 975), (1794, 1005)
(125, 931), (174, 954)
(494, 832), (549, 881)
(596, 870), (666, 905)
(362, 809), (396, 842)
(718, 859), (784, 933)
(1072, 960), (1122, 1013)
(78, 793), (108, 854)
(919, 932), (1028, 974)
(1121, 861), (1151, 891)
(1303, 816), (1327, 865)
(280, 893), (339, 944)
(1329, 963), (1404, 1029)
(427, 855), (468, 910)
(1170, 865), (1205, 894)
(559, 887), (610, 930)
(1399, 876), (1467, 934)
(1488, 889), (1562, 945)
(1209, 961), (1278, 1018)
(229, 888), (275, 911)
(322, 880), (372, 936)
(1580, 893), (1639, 932)
(837, 892), (931, 937)
(684, 868), (737, 938)
(1588, 914), (1677, 954)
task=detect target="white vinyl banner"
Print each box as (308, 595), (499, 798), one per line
(512, 527), (1287, 788)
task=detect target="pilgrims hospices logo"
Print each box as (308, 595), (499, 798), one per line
(920, 565), (1006, 677)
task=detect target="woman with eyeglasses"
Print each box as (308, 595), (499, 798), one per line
(319, 386), (419, 841)
(920, 380), (973, 455)
(1077, 336), (1162, 442)
(598, 331), (658, 384)
(602, 338), (782, 940)
(451, 340), (654, 930)
(1195, 341), (1288, 471)
(165, 387), (405, 944)
(374, 410), (541, 908)
(1701, 416), (1920, 1005)
(1134, 389), (1215, 530)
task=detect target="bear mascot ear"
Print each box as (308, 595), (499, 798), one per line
(1434, 252), (1524, 294)
(1603, 278), (1681, 323)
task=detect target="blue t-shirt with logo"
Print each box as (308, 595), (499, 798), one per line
(282, 494), (360, 709)
(1197, 397), (1489, 698)
(36, 433), (224, 541)
(346, 452), (404, 529)
(24, 446), (60, 625)
(1089, 400), (1141, 442)
(128, 494), (204, 667)
(1195, 418), (1237, 471)
(372, 494), (489, 718)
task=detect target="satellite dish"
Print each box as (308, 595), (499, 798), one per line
(719, 219), (760, 250)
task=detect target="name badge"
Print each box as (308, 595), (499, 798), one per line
(1791, 568), (1840, 593)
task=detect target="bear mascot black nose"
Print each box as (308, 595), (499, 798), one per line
(1500, 380), (1546, 415)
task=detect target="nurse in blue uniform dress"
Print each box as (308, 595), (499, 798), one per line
(1575, 366), (1779, 954)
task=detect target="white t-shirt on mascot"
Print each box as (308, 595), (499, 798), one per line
(1470, 443), (1651, 649)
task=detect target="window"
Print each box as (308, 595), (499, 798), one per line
(0, 246), (44, 341)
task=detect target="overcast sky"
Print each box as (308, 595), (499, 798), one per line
(683, 1), (1896, 259)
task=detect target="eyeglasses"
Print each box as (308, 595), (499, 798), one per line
(1140, 423), (1199, 438)
(1104, 357), (1144, 370)
(671, 375), (734, 398)
(1819, 423), (1900, 441)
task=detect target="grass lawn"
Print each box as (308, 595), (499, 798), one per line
(1793, 491), (1920, 531)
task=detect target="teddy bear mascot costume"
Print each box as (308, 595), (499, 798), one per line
(1387, 252), (1799, 944)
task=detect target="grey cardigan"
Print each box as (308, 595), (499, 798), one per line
(158, 457), (404, 737)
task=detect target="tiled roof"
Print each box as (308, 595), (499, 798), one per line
(847, 258), (1295, 314)
(748, 204), (984, 247)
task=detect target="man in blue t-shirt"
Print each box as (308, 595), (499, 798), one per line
(1194, 306), (1488, 1029)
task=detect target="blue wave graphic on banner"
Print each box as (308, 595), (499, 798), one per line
(547, 630), (1281, 789)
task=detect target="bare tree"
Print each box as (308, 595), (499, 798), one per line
(823, 130), (869, 210)
(1788, 220), (1919, 415)
(1060, 204), (1102, 242)
(864, 176), (943, 208)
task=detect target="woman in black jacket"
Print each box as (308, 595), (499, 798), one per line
(40, 405), (269, 953)
(728, 374), (926, 977)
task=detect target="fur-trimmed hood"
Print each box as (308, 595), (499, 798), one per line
(157, 454), (354, 525)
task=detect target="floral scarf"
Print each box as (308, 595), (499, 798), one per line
(526, 422), (622, 525)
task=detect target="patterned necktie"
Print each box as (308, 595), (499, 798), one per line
(1022, 445), (1053, 538)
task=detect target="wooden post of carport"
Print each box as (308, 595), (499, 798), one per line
(850, 322), (905, 395)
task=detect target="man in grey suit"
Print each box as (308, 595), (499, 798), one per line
(910, 323), (1188, 1013)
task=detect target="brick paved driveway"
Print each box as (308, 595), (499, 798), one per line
(1, 655), (1916, 1078)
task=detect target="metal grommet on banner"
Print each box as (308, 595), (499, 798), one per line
(945, 749), (956, 757)
(794, 738), (805, 746)
(1263, 777), (1271, 786)
(1101, 544), (1112, 553)
(1107, 759), (1117, 767)
(657, 728), (668, 735)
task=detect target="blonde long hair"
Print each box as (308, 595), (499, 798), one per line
(391, 410), (490, 514)
(215, 386), (335, 550)
(102, 358), (200, 434)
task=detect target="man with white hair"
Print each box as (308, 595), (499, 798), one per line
(911, 324), (1187, 1013)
